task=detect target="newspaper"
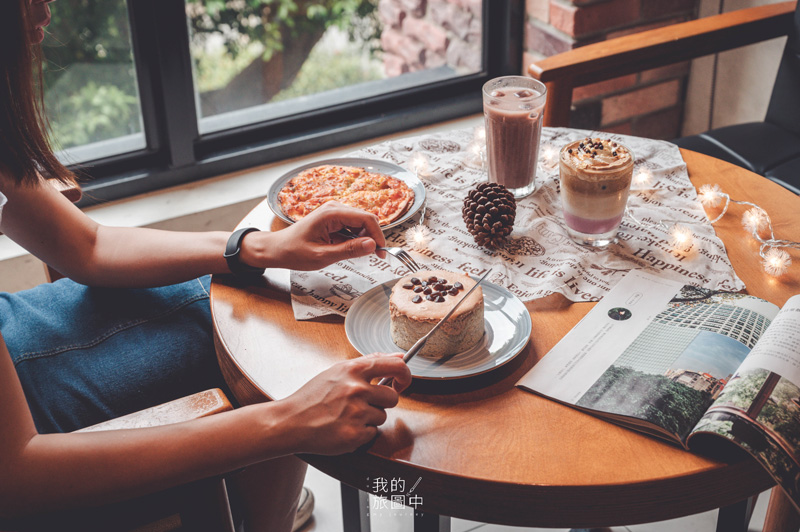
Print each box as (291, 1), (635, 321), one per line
(290, 127), (744, 319)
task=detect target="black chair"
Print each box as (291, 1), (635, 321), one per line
(672, 1), (800, 195)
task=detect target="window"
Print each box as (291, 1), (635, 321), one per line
(41, 0), (523, 206)
(188, 0), (483, 134)
(44, 0), (146, 162)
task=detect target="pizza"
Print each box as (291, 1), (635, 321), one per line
(278, 165), (415, 226)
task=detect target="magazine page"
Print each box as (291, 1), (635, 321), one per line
(690, 295), (800, 509)
(518, 270), (780, 444)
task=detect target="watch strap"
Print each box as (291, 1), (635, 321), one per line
(224, 227), (265, 276)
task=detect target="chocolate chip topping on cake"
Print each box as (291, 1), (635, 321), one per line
(400, 274), (465, 303)
(389, 269), (486, 356)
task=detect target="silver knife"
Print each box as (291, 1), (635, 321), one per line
(378, 268), (492, 386)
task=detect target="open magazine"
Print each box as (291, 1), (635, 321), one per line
(518, 270), (800, 508)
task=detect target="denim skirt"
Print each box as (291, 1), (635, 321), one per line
(0, 275), (229, 434)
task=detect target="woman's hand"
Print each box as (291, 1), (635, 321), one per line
(273, 353), (411, 456)
(239, 202), (387, 271)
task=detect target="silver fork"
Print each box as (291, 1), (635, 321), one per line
(338, 229), (423, 272)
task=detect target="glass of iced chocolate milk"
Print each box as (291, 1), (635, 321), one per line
(559, 137), (634, 247)
(482, 76), (547, 199)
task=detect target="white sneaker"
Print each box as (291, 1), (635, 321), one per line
(291, 487), (315, 532)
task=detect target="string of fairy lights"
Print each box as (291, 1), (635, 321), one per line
(698, 183), (799, 276)
(401, 129), (799, 277)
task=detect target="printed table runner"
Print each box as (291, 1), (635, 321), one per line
(289, 127), (744, 319)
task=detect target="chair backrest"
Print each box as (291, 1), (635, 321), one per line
(765, 1), (800, 135)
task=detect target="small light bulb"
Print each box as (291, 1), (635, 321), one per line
(762, 247), (791, 276)
(634, 168), (652, 186)
(669, 223), (695, 251)
(698, 184), (723, 207)
(542, 144), (557, 167)
(404, 224), (431, 251)
(742, 207), (768, 236)
(409, 153), (430, 177)
(464, 141), (486, 169)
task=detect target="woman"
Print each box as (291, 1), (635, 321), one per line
(0, 0), (411, 530)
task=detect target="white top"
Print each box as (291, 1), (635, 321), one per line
(0, 190), (6, 227)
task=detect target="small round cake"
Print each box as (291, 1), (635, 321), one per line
(389, 269), (485, 357)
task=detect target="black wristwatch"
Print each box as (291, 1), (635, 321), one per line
(224, 227), (265, 277)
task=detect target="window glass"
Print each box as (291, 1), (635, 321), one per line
(187, 0), (484, 134)
(43, 1), (145, 162)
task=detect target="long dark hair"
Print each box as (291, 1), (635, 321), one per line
(0, 0), (74, 186)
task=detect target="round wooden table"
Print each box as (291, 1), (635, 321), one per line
(211, 149), (799, 529)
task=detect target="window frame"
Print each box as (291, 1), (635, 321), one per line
(71, 0), (525, 207)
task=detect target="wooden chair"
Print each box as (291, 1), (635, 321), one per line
(528, 0), (800, 196)
(4, 181), (238, 532)
(72, 390), (237, 532)
(528, 5), (800, 529)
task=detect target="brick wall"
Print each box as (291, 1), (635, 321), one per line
(523, 0), (699, 139)
(378, 0), (482, 77)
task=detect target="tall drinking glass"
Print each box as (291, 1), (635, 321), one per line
(559, 137), (635, 247)
(482, 76), (547, 199)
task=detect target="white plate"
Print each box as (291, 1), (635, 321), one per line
(267, 157), (426, 230)
(344, 278), (532, 380)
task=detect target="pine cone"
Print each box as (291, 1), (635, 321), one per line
(462, 182), (516, 248)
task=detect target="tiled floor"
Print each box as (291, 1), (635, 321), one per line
(299, 465), (771, 532)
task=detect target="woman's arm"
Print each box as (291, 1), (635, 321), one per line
(0, 178), (385, 287)
(0, 334), (411, 518)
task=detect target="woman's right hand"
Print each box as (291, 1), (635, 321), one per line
(275, 353), (411, 456)
(239, 201), (387, 272)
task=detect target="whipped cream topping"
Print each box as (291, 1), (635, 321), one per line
(560, 138), (633, 175)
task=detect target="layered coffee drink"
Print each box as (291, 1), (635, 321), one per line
(559, 137), (634, 247)
(482, 76), (547, 199)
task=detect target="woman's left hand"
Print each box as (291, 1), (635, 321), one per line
(238, 202), (387, 271)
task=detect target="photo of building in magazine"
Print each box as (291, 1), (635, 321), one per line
(577, 285), (771, 442)
(517, 270), (800, 510)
